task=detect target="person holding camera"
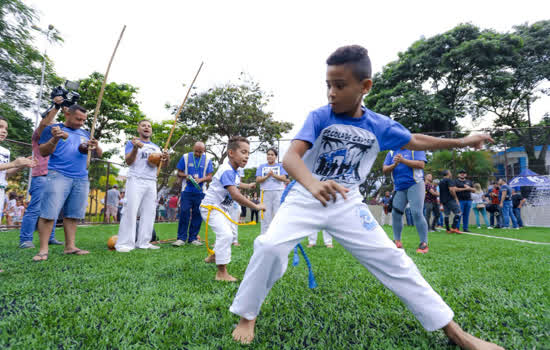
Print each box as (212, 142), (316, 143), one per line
(32, 104), (102, 261)
(18, 96), (65, 249)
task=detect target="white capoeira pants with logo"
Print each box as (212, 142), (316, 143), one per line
(230, 202), (240, 244)
(200, 204), (233, 265)
(115, 177), (157, 251)
(260, 189), (283, 235)
(230, 185), (454, 331)
(308, 230), (333, 246)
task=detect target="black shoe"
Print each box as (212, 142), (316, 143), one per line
(462, 229), (470, 232)
(48, 239), (63, 245)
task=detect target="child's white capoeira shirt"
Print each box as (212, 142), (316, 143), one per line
(294, 105), (411, 193)
(202, 161), (241, 213)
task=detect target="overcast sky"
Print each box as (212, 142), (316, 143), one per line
(27, 0), (550, 166)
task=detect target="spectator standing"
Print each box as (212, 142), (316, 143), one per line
(487, 182), (502, 228)
(439, 170), (461, 233)
(383, 148), (429, 253)
(105, 184), (120, 223)
(167, 193), (178, 221)
(33, 104), (102, 261)
(256, 148), (288, 235)
(454, 170), (475, 232)
(378, 191), (392, 226)
(250, 192), (260, 223)
(497, 178), (518, 229)
(472, 183), (491, 229)
(511, 188), (525, 228)
(173, 142), (214, 247)
(5, 192), (16, 226)
(424, 173), (439, 232)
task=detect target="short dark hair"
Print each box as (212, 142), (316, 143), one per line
(228, 136), (249, 151)
(0, 116), (6, 122)
(326, 45), (372, 81)
(138, 119), (152, 126)
(67, 104), (86, 114)
(441, 170), (450, 177)
(266, 147), (278, 156)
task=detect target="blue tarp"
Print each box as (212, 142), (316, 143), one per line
(509, 169), (550, 188)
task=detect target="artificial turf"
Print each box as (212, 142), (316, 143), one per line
(0, 222), (548, 349)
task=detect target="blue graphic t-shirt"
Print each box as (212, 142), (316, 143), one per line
(202, 161), (240, 212)
(256, 163), (288, 191)
(177, 152), (214, 193)
(383, 149), (427, 191)
(39, 123), (90, 179)
(293, 105), (411, 192)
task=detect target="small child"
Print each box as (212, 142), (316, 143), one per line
(13, 197), (25, 227)
(229, 45), (503, 350)
(200, 136), (263, 282)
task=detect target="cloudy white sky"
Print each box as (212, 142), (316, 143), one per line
(27, 0), (550, 166)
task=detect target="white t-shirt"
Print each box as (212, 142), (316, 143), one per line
(125, 141), (161, 180)
(256, 163), (287, 191)
(202, 161), (240, 212)
(0, 145), (10, 187)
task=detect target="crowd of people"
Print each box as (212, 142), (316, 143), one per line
(0, 45), (506, 349)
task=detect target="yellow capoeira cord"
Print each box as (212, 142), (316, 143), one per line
(200, 204), (256, 256)
(260, 190), (264, 220)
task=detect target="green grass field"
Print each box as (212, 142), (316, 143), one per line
(1, 223), (549, 349)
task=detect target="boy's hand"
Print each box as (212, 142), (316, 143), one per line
(256, 203), (266, 211)
(461, 134), (494, 149)
(307, 180), (349, 207)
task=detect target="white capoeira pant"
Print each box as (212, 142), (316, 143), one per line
(230, 185), (454, 331)
(115, 177), (157, 251)
(200, 205), (233, 265)
(230, 202), (240, 244)
(308, 230), (333, 246)
(260, 189), (283, 235)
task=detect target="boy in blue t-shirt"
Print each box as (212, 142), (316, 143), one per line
(230, 45), (502, 350)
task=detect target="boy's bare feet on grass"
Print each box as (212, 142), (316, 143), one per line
(444, 321), (504, 350)
(216, 270), (237, 282)
(204, 254), (215, 263)
(232, 317), (256, 344)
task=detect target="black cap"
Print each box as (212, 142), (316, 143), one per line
(458, 169), (466, 173)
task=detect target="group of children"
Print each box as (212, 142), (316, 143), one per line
(2, 44), (505, 349)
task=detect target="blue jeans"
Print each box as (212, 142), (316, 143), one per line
(177, 191), (205, 242)
(391, 182), (428, 243)
(472, 206), (490, 227)
(501, 201), (518, 228)
(40, 170), (90, 220)
(459, 200), (472, 231)
(513, 207), (524, 227)
(19, 176), (56, 244)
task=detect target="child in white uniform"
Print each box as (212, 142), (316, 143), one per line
(115, 120), (167, 252)
(200, 136), (263, 282)
(229, 46), (503, 350)
(307, 230), (333, 248)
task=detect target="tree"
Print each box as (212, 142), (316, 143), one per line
(426, 150), (495, 188)
(173, 74), (293, 164)
(0, 0), (63, 143)
(359, 151), (390, 198)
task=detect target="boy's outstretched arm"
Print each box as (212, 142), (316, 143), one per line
(405, 133), (493, 151)
(283, 140), (348, 207)
(226, 186), (265, 211)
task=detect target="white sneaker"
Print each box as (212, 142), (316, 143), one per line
(116, 247), (133, 253)
(488, 226), (494, 229)
(139, 244), (160, 249)
(477, 226), (481, 229)
(172, 240), (186, 247)
(190, 240), (203, 246)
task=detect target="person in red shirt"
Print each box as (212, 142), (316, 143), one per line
(167, 194), (179, 221)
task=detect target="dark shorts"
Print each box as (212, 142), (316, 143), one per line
(443, 200), (461, 216)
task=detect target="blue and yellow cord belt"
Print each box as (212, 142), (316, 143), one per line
(200, 204), (255, 256)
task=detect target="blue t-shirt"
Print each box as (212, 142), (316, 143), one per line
(177, 152), (214, 193)
(39, 123), (90, 179)
(256, 163), (288, 191)
(499, 184), (512, 201)
(293, 105), (411, 192)
(383, 149), (427, 191)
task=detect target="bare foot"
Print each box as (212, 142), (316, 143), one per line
(232, 317), (256, 344)
(326, 244), (334, 248)
(444, 321), (504, 350)
(232, 242), (241, 246)
(204, 254), (216, 263)
(216, 270), (237, 282)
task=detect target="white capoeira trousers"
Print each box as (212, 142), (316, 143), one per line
(260, 189), (283, 235)
(200, 205), (233, 265)
(115, 177), (157, 251)
(230, 186), (454, 332)
(230, 203), (240, 244)
(308, 230), (333, 246)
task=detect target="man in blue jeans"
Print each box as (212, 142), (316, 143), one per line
(19, 95), (64, 248)
(454, 170), (474, 232)
(498, 178), (518, 229)
(32, 104), (103, 261)
(383, 149), (429, 253)
(173, 141), (213, 247)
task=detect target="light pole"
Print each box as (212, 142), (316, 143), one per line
(26, 24), (56, 199)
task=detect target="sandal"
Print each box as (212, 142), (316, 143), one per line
(32, 252), (48, 261)
(64, 249), (90, 255)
